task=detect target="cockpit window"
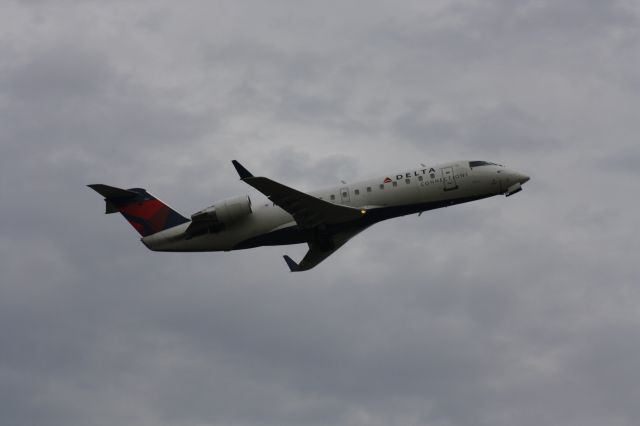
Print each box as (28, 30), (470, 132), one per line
(469, 161), (501, 168)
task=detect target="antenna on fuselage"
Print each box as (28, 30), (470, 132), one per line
(340, 180), (346, 184)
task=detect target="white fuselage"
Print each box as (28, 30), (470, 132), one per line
(142, 161), (528, 252)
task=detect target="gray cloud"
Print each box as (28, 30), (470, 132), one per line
(1, 1), (639, 426)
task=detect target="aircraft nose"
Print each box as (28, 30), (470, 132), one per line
(518, 173), (530, 184)
(502, 170), (530, 185)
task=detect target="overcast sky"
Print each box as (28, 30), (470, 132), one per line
(1, 1), (639, 425)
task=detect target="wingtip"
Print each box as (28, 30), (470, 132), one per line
(231, 160), (254, 180)
(283, 255), (299, 272)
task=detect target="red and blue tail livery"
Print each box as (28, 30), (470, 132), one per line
(88, 184), (189, 237)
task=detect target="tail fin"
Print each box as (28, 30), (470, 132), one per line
(88, 184), (189, 236)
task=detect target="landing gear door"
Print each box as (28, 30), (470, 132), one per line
(441, 167), (458, 191)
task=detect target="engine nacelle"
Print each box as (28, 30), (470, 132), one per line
(191, 195), (252, 226)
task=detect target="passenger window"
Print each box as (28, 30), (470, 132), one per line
(330, 194), (335, 200)
(342, 191), (348, 197)
(405, 178), (410, 184)
(379, 184), (384, 190)
(367, 187), (372, 192)
(418, 176), (423, 181)
(392, 181), (398, 187)
(354, 189), (360, 195)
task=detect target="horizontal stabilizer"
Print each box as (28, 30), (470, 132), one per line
(88, 184), (139, 200)
(89, 184), (140, 214)
(88, 184), (189, 235)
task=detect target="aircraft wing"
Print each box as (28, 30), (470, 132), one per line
(283, 227), (366, 272)
(232, 160), (365, 229)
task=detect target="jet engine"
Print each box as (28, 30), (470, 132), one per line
(189, 195), (252, 235)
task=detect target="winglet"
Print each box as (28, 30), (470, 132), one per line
(283, 255), (300, 272)
(232, 160), (254, 180)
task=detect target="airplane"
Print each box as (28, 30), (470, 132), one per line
(89, 160), (529, 272)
